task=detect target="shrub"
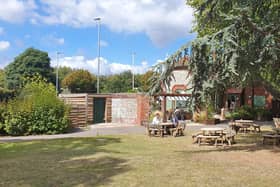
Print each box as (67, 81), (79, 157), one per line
(0, 105), (8, 134)
(3, 76), (70, 136)
(0, 88), (15, 103)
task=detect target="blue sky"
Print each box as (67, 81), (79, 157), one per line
(0, 0), (195, 75)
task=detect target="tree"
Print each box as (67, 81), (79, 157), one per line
(0, 69), (5, 88)
(150, 1), (280, 112)
(137, 70), (153, 92)
(187, 0), (280, 107)
(5, 48), (54, 89)
(102, 71), (133, 93)
(62, 69), (96, 93)
(53, 66), (74, 92)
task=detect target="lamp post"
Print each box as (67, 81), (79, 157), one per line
(131, 52), (135, 90)
(56, 52), (62, 94)
(94, 17), (101, 94)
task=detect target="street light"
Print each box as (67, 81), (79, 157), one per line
(94, 17), (101, 94)
(131, 52), (136, 90)
(56, 52), (62, 94)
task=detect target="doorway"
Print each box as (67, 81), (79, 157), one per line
(93, 98), (106, 124)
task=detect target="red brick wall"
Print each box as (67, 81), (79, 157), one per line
(244, 86), (272, 109)
(137, 94), (150, 125)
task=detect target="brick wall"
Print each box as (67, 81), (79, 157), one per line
(244, 86), (273, 109)
(137, 94), (150, 125)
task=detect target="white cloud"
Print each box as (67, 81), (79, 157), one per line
(0, 0), (194, 46)
(37, 0), (194, 47)
(42, 34), (65, 46)
(0, 41), (10, 51)
(51, 55), (149, 75)
(0, 27), (4, 35)
(100, 40), (108, 47)
(0, 0), (37, 23)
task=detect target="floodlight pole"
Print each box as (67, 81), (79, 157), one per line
(94, 17), (101, 94)
(56, 52), (62, 95)
(132, 52), (135, 90)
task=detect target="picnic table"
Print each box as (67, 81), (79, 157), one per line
(158, 122), (175, 137)
(230, 120), (260, 133)
(197, 127), (225, 146)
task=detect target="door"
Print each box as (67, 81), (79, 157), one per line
(93, 98), (106, 124)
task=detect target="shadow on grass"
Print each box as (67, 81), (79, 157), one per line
(0, 137), (131, 187)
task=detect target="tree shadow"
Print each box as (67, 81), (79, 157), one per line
(0, 137), (131, 186)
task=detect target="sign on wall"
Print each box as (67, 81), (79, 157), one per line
(254, 96), (265, 107)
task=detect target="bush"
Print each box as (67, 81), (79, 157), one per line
(0, 105), (8, 134)
(227, 105), (271, 120)
(0, 88), (15, 103)
(2, 76), (70, 136)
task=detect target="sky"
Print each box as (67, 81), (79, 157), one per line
(0, 0), (195, 75)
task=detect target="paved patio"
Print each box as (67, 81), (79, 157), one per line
(0, 121), (273, 142)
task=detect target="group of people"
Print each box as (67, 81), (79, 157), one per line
(152, 110), (179, 126)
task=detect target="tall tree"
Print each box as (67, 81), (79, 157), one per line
(62, 69), (96, 93)
(150, 0), (280, 111)
(5, 48), (54, 89)
(186, 0), (280, 107)
(137, 70), (153, 92)
(0, 69), (5, 88)
(102, 71), (133, 93)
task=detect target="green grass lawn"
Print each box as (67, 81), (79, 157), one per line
(1, 129), (280, 187)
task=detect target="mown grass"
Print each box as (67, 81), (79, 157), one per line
(0, 127), (280, 187)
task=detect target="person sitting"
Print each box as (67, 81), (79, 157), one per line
(152, 112), (162, 126)
(174, 107), (181, 120)
(171, 113), (179, 127)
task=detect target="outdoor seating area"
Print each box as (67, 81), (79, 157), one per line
(192, 127), (236, 147)
(229, 120), (261, 133)
(145, 120), (186, 137)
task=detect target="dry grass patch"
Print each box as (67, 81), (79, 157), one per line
(0, 127), (280, 187)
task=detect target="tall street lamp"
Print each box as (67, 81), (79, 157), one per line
(131, 52), (136, 90)
(94, 17), (101, 94)
(56, 52), (62, 94)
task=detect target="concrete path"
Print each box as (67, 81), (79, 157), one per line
(0, 121), (273, 142)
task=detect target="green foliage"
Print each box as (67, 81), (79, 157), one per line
(229, 105), (254, 120)
(0, 105), (7, 133)
(5, 48), (54, 90)
(150, 1), (280, 112)
(2, 76), (70, 136)
(137, 70), (153, 92)
(53, 66), (74, 92)
(186, 0), (280, 106)
(0, 88), (15, 102)
(0, 69), (5, 88)
(62, 69), (96, 93)
(101, 71), (134, 93)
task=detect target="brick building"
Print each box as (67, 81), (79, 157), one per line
(225, 84), (280, 117)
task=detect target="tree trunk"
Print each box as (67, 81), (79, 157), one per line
(251, 80), (255, 108)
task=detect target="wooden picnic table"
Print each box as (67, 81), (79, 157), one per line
(197, 127), (225, 146)
(200, 127), (225, 135)
(158, 122), (175, 137)
(235, 119), (254, 125)
(232, 120), (255, 133)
